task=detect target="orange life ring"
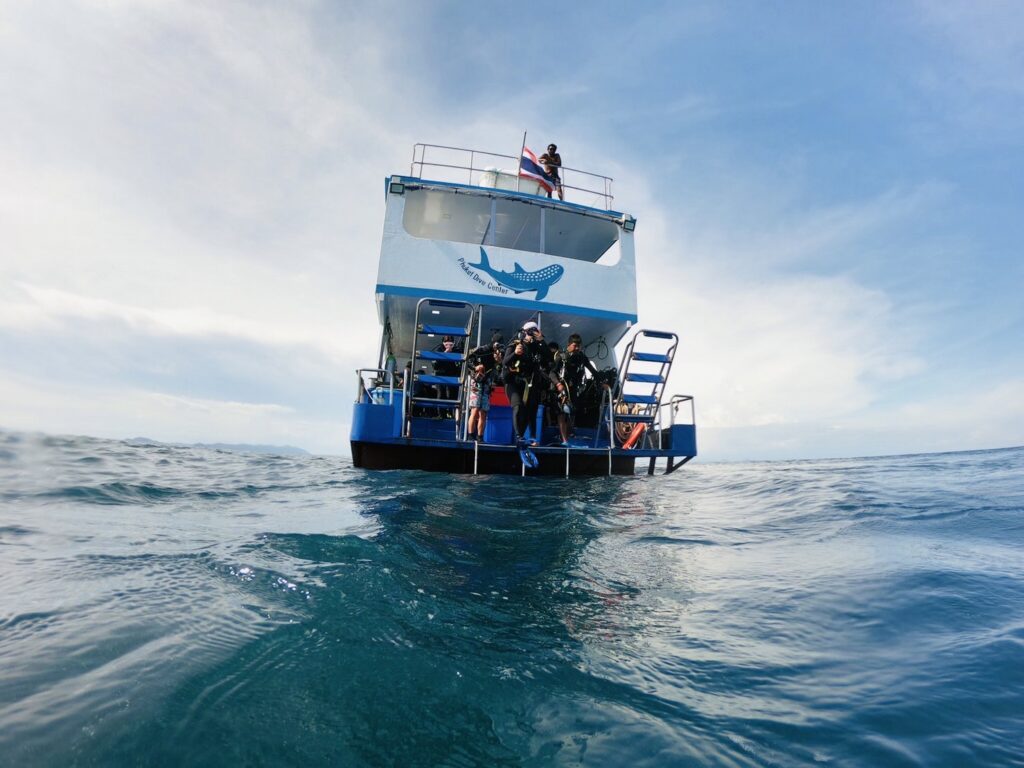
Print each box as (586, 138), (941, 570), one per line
(622, 423), (646, 449)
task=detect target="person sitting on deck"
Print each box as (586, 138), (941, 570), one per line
(555, 333), (598, 445)
(432, 335), (462, 416)
(539, 143), (563, 201)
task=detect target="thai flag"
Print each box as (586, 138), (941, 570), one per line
(519, 147), (556, 194)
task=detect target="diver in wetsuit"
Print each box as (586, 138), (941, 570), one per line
(503, 321), (557, 444)
(465, 332), (503, 376)
(555, 333), (598, 444)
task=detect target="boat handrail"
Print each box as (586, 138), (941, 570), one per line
(666, 394), (696, 427)
(410, 143), (615, 210)
(656, 394), (696, 449)
(355, 368), (397, 405)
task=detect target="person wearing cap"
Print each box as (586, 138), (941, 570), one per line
(539, 143), (563, 201)
(432, 334), (462, 414)
(503, 321), (558, 444)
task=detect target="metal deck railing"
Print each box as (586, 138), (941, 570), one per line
(409, 143), (615, 210)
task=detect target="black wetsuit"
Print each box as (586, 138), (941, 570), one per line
(558, 349), (598, 403)
(503, 336), (557, 441)
(466, 344), (498, 374)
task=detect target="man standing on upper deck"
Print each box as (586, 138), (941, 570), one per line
(539, 143), (563, 201)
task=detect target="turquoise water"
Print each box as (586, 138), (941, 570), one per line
(1, 430), (1022, 766)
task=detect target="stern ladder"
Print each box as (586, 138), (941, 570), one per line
(609, 329), (678, 448)
(404, 298), (477, 438)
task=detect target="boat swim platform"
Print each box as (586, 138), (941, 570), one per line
(351, 436), (695, 477)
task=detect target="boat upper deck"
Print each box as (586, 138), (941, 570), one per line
(372, 143), (641, 364)
(408, 143), (621, 213)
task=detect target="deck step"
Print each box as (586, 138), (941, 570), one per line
(418, 324), (471, 337)
(415, 374), (461, 386)
(409, 397), (461, 407)
(417, 350), (465, 362)
(631, 352), (671, 363)
(614, 414), (656, 423)
(622, 394), (658, 405)
(625, 372), (664, 384)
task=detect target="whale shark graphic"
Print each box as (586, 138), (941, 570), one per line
(469, 247), (564, 301)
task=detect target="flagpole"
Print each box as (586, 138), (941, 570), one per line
(516, 130), (526, 193)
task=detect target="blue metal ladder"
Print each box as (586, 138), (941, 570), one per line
(404, 298), (477, 438)
(609, 329), (679, 448)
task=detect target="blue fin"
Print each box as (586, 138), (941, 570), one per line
(534, 285), (549, 301)
(518, 444), (538, 469)
(514, 262), (525, 272)
(470, 246), (489, 269)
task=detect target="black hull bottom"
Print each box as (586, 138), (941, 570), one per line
(351, 441), (637, 476)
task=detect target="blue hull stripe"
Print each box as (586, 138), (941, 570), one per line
(376, 284), (638, 323)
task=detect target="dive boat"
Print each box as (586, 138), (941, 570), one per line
(350, 142), (697, 476)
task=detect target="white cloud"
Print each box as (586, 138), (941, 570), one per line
(146, 392), (294, 418)
(616, 176), (930, 443)
(4, 282), (360, 359)
(0, 1), (415, 454)
(0, 1), (1019, 460)
(700, 378), (1024, 461)
(908, 1), (1024, 144)
(914, 1), (1024, 97)
(0, 372), (347, 455)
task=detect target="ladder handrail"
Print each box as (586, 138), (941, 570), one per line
(405, 297), (477, 438)
(612, 329), (679, 449)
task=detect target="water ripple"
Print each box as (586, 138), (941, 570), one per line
(0, 430), (1022, 765)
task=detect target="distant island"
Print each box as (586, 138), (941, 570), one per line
(124, 437), (310, 457)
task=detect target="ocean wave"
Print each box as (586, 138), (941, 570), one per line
(1, 429), (1022, 765)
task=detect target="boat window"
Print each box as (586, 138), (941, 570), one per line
(402, 188), (620, 264)
(402, 189), (492, 244)
(542, 206), (619, 264)
(492, 198), (542, 252)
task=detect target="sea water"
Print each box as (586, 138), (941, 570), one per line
(1, 429), (1022, 766)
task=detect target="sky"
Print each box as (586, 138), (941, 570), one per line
(1, 0), (1022, 460)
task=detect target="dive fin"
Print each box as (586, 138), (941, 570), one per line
(518, 444), (539, 469)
